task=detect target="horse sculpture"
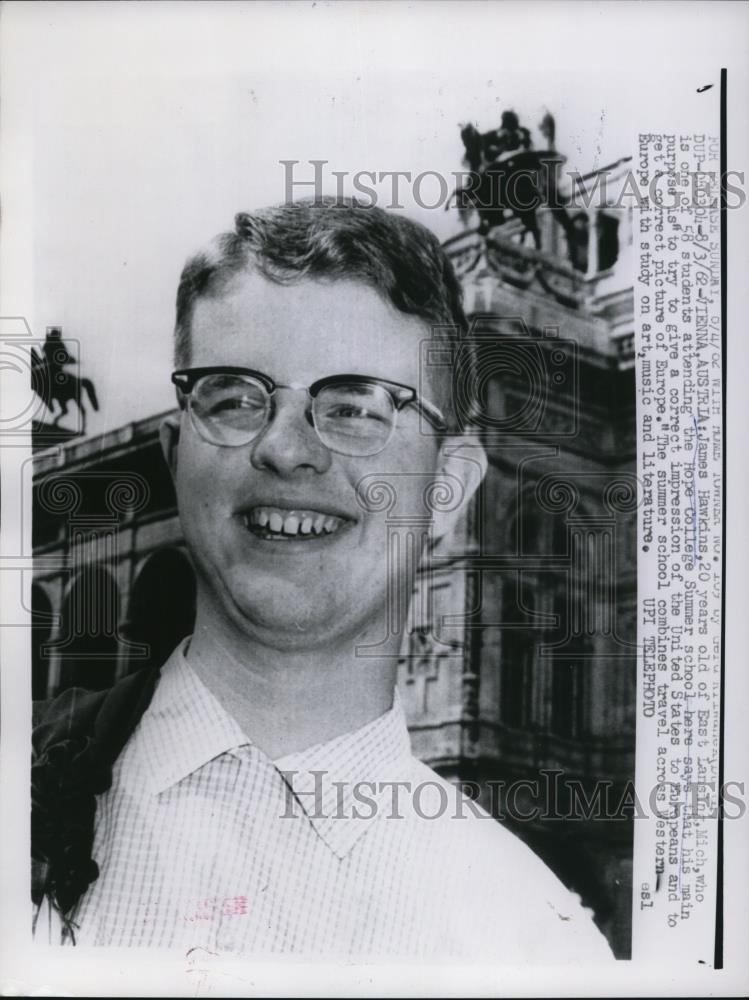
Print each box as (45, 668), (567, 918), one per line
(31, 329), (99, 434)
(448, 112), (576, 254)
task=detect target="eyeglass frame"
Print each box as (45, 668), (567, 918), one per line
(171, 366), (449, 452)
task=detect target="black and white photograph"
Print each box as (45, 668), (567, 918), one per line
(1, 2), (747, 995)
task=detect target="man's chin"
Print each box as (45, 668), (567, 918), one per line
(223, 573), (354, 640)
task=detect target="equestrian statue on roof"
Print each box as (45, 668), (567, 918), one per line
(449, 109), (575, 253)
(31, 327), (99, 435)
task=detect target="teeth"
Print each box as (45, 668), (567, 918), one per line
(283, 515), (299, 535)
(246, 506), (347, 538)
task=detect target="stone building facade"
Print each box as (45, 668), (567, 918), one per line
(32, 161), (637, 956)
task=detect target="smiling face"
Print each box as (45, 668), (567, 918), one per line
(165, 271), (450, 652)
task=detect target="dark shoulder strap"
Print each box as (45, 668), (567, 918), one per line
(31, 663), (163, 919)
(32, 686), (109, 759)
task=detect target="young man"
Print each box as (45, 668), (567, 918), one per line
(32, 199), (612, 960)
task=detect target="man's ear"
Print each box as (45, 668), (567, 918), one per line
(430, 434), (487, 542)
(159, 414), (181, 481)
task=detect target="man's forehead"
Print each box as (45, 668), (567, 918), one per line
(189, 271), (431, 376)
(193, 271), (419, 323)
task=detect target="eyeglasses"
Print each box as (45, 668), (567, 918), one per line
(171, 367), (448, 457)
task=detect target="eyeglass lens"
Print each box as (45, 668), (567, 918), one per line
(190, 374), (397, 456)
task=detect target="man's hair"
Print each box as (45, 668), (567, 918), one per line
(174, 197), (472, 428)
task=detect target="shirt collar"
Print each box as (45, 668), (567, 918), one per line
(135, 639), (251, 795)
(275, 690), (413, 859)
(133, 639), (414, 859)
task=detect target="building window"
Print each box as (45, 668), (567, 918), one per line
(548, 590), (589, 738)
(500, 489), (590, 738)
(564, 210), (619, 275)
(597, 213), (620, 272)
(500, 501), (550, 729)
(500, 613), (534, 728)
(568, 213), (589, 273)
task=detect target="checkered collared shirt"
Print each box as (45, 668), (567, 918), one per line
(49, 642), (612, 960)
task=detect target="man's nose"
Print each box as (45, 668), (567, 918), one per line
(249, 391), (332, 476)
